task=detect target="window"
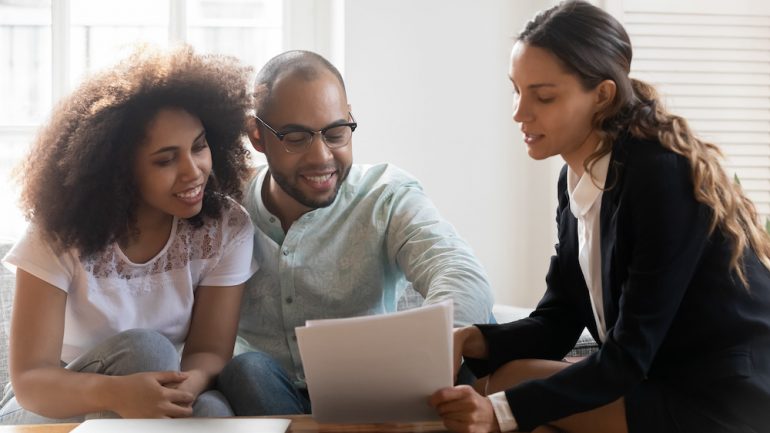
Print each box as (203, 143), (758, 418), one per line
(0, 0), (289, 240)
(611, 0), (770, 221)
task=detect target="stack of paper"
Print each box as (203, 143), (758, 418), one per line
(296, 300), (454, 423)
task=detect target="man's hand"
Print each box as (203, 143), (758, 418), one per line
(429, 385), (501, 433)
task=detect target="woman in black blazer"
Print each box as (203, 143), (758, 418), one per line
(430, 2), (770, 433)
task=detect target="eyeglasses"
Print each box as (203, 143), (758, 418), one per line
(255, 113), (357, 154)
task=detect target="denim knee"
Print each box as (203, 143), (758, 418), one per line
(68, 329), (180, 375)
(218, 351), (308, 416)
(109, 329), (179, 373)
(221, 351), (285, 381)
(218, 351), (289, 398)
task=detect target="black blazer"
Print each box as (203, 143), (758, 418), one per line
(473, 134), (770, 431)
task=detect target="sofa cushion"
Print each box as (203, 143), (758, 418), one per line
(0, 242), (15, 389)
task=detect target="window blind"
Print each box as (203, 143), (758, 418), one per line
(621, 1), (770, 220)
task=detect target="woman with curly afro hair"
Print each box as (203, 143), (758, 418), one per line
(0, 45), (258, 423)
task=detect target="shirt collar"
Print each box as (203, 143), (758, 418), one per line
(253, 168), (287, 244)
(567, 151), (612, 218)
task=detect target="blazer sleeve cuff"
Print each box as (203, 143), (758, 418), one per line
(488, 391), (519, 432)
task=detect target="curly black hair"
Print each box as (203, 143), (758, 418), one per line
(17, 45), (254, 257)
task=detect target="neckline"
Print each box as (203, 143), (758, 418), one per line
(115, 217), (179, 266)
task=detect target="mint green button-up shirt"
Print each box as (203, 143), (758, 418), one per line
(236, 163), (494, 387)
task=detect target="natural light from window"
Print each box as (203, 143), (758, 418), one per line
(0, 0), (282, 241)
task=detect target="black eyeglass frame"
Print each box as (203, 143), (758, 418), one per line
(254, 112), (357, 153)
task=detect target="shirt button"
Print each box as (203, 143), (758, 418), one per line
(285, 296), (293, 304)
(269, 217), (275, 223)
(282, 249), (289, 256)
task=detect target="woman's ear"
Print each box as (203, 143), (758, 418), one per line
(595, 79), (617, 111)
(246, 116), (265, 153)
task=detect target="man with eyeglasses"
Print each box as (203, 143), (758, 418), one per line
(217, 50), (494, 416)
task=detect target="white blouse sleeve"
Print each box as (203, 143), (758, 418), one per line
(199, 204), (257, 287)
(3, 224), (77, 293)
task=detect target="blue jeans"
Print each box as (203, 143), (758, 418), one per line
(0, 329), (232, 424)
(218, 350), (310, 416)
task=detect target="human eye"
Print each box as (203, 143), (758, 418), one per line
(193, 136), (209, 152)
(512, 87), (521, 106)
(536, 94), (555, 103)
(153, 157), (174, 167)
(323, 126), (350, 144)
(283, 131), (308, 144)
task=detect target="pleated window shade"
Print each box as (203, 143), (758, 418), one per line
(622, 0), (770, 220)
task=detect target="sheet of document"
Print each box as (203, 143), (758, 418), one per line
(296, 300), (453, 423)
(69, 418), (291, 433)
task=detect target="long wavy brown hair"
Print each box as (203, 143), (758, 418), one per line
(519, 0), (770, 286)
(17, 45), (254, 257)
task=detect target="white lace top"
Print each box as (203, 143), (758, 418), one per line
(4, 200), (257, 363)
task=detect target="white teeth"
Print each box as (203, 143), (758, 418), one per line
(305, 174), (332, 183)
(176, 185), (201, 199)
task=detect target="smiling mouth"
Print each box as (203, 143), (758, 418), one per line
(175, 184), (203, 199)
(300, 171), (338, 192)
(523, 132), (542, 144)
(304, 173), (334, 183)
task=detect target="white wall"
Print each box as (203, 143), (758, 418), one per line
(341, 1), (561, 307)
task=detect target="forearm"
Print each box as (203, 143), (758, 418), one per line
(13, 367), (119, 419)
(401, 236), (494, 325)
(396, 227), (494, 325)
(424, 275), (494, 326)
(179, 284), (243, 398)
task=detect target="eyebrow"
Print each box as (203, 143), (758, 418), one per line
(528, 83), (557, 89)
(150, 129), (206, 155)
(278, 118), (351, 131)
(508, 75), (557, 90)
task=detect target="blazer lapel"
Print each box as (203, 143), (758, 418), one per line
(557, 172), (599, 338)
(599, 142), (628, 329)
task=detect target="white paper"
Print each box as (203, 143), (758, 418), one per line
(296, 300), (453, 423)
(69, 418), (291, 433)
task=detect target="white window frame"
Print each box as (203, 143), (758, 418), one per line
(282, 0), (344, 73)
(1, 0), (343, 141)
(0, 0), (342, 240)
(46, 0), (341, 99)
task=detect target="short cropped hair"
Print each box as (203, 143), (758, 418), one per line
(253, 50), (345, 117)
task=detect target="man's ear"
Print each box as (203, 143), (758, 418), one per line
(246, 116), (265, 153)
(595, 79), (617, 111)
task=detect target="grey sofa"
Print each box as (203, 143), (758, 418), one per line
(0, 243), (15, 390)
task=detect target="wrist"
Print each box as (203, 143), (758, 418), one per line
(88, 374), (121, 413)
(460, 325), (488, 359)
(178, 369), (210, 397)
(487, 391), (518, 432)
